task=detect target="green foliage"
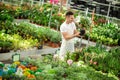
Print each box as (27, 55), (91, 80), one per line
(14, 22), (61, 43)
(22, 54), (119, 80)
(80, 17), (91, 29)
(2, 74), (26, 80)
(14, 7), (31, 19)
(0, 21), (61, 51)
(51, 13), (64, 29)
(65, 51), (81, 62)
(0, 31), (38, 52)
(0, 40), (13, 52)
(89, 22), (119, 46)
(50, 31), (61, 43)
(44, 27), (53, 40)
(80, 45), (120, 77)
(0, 10), (14, 22)
(0, 40), (12, 48)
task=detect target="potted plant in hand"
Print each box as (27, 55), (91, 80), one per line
(79, 29), (85, 36)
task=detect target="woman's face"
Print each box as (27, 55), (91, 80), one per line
(66, 15), (74, 23)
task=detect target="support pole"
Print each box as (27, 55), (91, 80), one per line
(87, 8), (95, 47)
(66, 0), (71, 9)
(31, 0), (34, 7)
(42, 0), (44, 5)
(59, 0), (63, 12)
(86, 8), (89, 16)
(56, 21), (59, 31)
(39, 0), (44, 6)
(48, 2), (54, 27)
(66, 0), (68, 8)
(79, 8), (89, 49)
(79, 36), (83, 48)
(54, 20), (59, 31)
(21, 0), (23, 5)
(107, 2), (111, 18)
(39, 0), (41, 6)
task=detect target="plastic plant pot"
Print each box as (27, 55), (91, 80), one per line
(80, 29), (85, 36)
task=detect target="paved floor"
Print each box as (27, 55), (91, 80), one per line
(0, 45), (59, 61)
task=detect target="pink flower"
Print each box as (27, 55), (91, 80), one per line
(50, 0), (59, 4)
(67, 59), (73, 66)
(93, 62), (97, 65)
(89, 59), (93, 64)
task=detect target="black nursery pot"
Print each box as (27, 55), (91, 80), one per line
(37, 45), (43, 49)
(80, 29), (85, 36)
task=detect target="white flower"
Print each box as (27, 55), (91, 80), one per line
(53, 54), (59, 59)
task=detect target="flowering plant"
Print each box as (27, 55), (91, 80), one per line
(67, 59), (73, 66)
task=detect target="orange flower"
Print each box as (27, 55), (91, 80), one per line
(30, 66), (37, 71)
(27, 74), (35, 79)
(57, 13), (62, 16)
(18, 65), (26, 69)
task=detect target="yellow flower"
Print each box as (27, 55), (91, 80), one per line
(23, 71), (30, 76)
(23, 68), (30, 72)
(13, 61), (20, 65)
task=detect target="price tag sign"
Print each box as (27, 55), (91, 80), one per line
(12, 53), (20, 62)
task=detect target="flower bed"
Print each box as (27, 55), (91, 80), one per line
(0, 54), (119, 80)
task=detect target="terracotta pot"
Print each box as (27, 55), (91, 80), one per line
(51, 42), (59, 48)
(48, 42), (52, 47)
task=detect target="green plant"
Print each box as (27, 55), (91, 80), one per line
(81, 45), (120, 77)
(88, 22), (120, 46)
(0, 40), (13, 52)
(0, 10), (14, 22)
(80, 17), (91, 29)
(2, 74), (26, 80)
(50, 32), (61, 43)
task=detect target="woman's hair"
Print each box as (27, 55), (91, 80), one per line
(65, 11), (74, 16)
